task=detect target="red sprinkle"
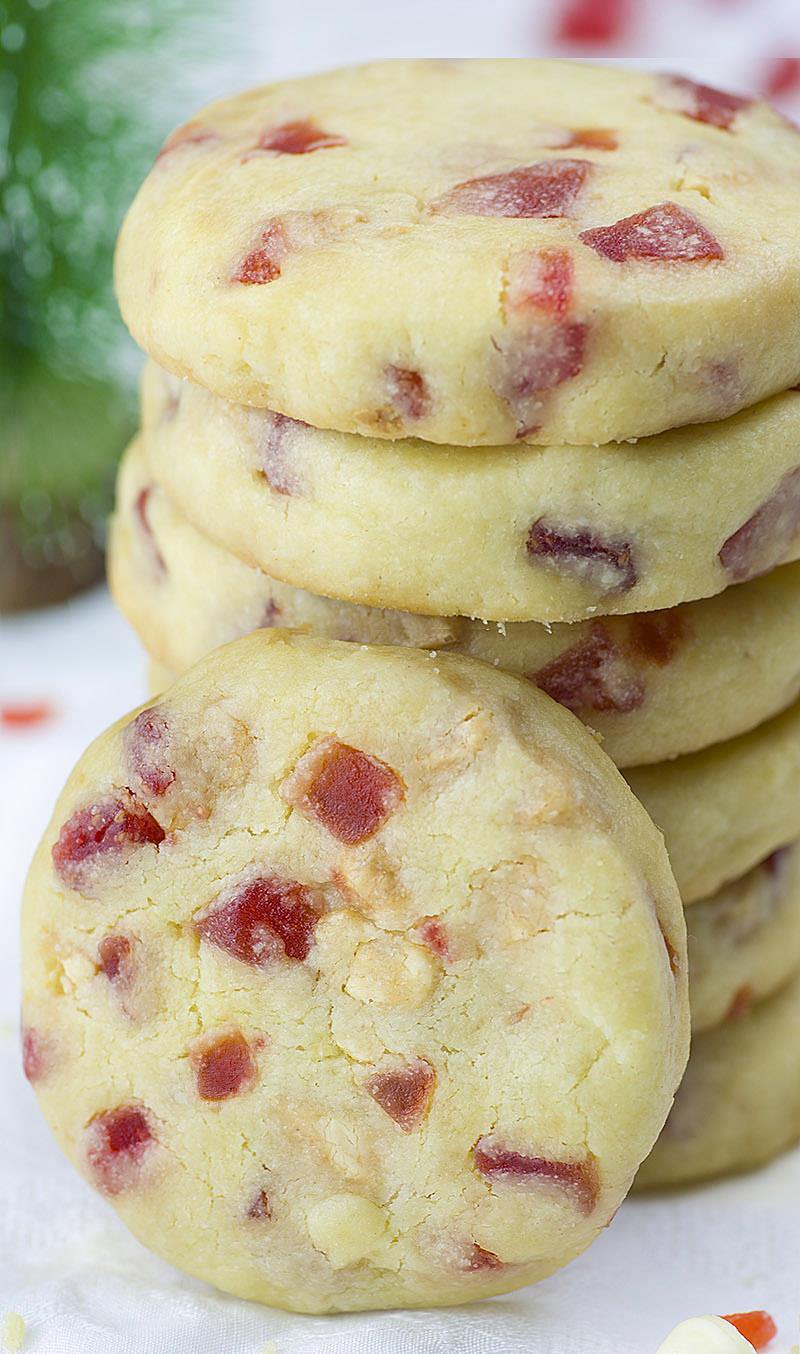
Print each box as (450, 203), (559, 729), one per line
(98, 934), (135, 987)
(366, 1061), (435, 1131)
(233, 219), (288, 285)
(126, 707), (175, 798)
(553, 0), (631, 46)
(52, 796), (165, 890)
(1, 701), (55, 729)
(580, 202), (724, 263)
(193, 1031), (256, 1101)
(385, 365), (431, 421)
(656, 74), (753, 132)
(474, 1137), (599, 1214)
(533, 622), (644, 714)
(431, 160), (590, 218)
(85, 1105), (154, 1196)
(196, 873), (322, 965)
(719, 466), (800, 582)
(254, 119), (347, 155)
(722, 1312), (778, 1350)
(291, 738), (404, 845)
(527, 521), (637, 594)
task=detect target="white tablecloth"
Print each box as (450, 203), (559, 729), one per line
(1, 589), (798, 1353)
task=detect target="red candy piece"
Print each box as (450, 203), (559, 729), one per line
(193, 1031), (256, 1101)
(533, 622), (644, 715)
(580, 202), (723, 263)
(493, 319), (587, 433)
(52, 796), (165, 889)
(257, 411), (307, 495)
(156, 120), (218, 162)
(628, 610), (685, 666)
(562, 128), (619, 151)
(196, 874), (321, 965)
(462, 1243), (504, 1272)
(385, 365), (431, 422)
(473, 1137), (599, 1215)
(126, 707), (175, 797)
(134, 487), (166, 576)
(527, 520), (637, 594)
(722, 1312), (778, 1350)
(22, 1027), (50, 1083)
(233, 219), (288, 285)
(98, 934), (135, 987)
(366, 1060), (435, 1131)
(1, 701), (54, 730)
(290, 738), (404, 845)
(85, 1105), (154, 1196)
(553, 0), (630, 46)
(247, 1190), (272, 1220)
(254, 119), (347, 155)
(719, 466), (800, 582)
(417, 918), (453, 963)
(657, 74), (753, 132)
(432, 160), (590, 218)
(763, 58), (800, 103)
(509, 248), (574, 319)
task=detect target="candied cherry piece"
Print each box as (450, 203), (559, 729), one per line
(385, 365), (430, 422)
(246, 1189), (272, 1220)
(193, 1031), (256, 1101)
(554, 0), (630, 46)
(365, 1060), (435, 1131)
(254, 118), (347, 155)
(580, 202), (723, 263)
(563, 128), (618, 150)
(527, 520), (637, 594)
(509, 248), (574, 319)
(474, 1137), (599, 1215)
(417, 918), (453, 963)
(286, 737), (404, 845)
(656, 74), (753, 132)
(462, 1243), (504, 1272)
(85, 1105), (154, 1196)
(1, 701), (54, 729)
(98, 934), (135, 987)
(126, 707), (175, 798)
(431, 160), (590, 218)
(233, 219), (288, 284)
(256, 410), (307, 495)
(52, 795), (165, 889)
(722, 1312), (778, 1350)
(492, 319), (588, 432)
(628, 610), (684, 666)
(133, 486), (166, 576)
(196, 873), (321, 965)
(719, 466), (800, 582)
(533, 622), (644, 715)
(763, 58), (800, 102)
(21, 1026), (51, 1083)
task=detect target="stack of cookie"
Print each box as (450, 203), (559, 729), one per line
(110, 59), (800, 1189)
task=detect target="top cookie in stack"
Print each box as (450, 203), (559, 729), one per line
(116, 59), (800, 449)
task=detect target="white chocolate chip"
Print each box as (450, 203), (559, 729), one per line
(656, 1316), (756, 1354)
(306, 1193), (387, 1268)
(2, 1312), (25, 1352)
(345, 936), (438, 1007)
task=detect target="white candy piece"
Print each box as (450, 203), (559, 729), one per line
(656, 1316), (756, 1354)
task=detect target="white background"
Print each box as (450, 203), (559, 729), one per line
(3, 3), (800, 1350)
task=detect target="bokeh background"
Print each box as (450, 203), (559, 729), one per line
(2, 5), (800, 1352)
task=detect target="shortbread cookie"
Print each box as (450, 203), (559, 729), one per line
(21, 632), (687, 1314)
(111, 437), (800, 767)
(140, 364), (800, 624)
(628, 699), (800, 903)
(688, 843), (800, 1032)
(637, 971), (800, 1188)
(116, 59), (800, 447)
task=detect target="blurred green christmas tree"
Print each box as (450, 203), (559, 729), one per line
(0, 0), (235, 609)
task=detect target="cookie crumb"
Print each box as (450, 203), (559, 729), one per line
(2, 1313), (25, 1352)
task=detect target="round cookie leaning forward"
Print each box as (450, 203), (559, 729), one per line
(115, 59), (800, 447)
(637, 971), (800, 1189)
(111, 435), (800, 769)
(140, 363), (800, 624)
(20, 632), (687, 1314)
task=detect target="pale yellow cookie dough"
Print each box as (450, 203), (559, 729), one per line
(637, 971), (800, 1188)
(140, 363), (800, 624)
(111, 436), (800, 768)
(116, 60), (800, 447)
(628, 698), (800, 903)
(688, 842), (800, 1032)
(21, 632), (687, 1314)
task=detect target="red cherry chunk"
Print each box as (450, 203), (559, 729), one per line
(533, 622), (644, 715)
(247, 1189), (272, 1220)
(509, 248), (574, 319)
(385, 365), (431, 421)
(628, 610), (684, 667)
(85, 1105), (154, 1196)
(22, 1026), (51, 1083)
(98, 934), (135, 987)
(366, 1060), (435, 1131)
(1, 701), (54, 729)
(722, 1312), (778, 1350)
(255, 118), (347, 155)
(474, 1137), (599, 1214)
(657, 75), (753, 132)
(134, 487), (166, 576)
(126, 707), (175, 797)
(193, 1031), (256, 1101)
(493, 320), (587, 434)
(233, 219), (288, 284)
(462, 1243), (504, 1272)
(527, 521), (637, 594)
(563, 128), (619, 151)
(289, 738), (404, 845)
(52, 796), (165, 889)
(431, 160), (590, 218)
(580, 202), (723, 263)
(763, 58), (800, 102)
(196, 873), (321, 965)
(417, 918), (453, 963)
(718, 466), (800, 582)
(554, 0), (630, 46)
(257, 411), (307, 495)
